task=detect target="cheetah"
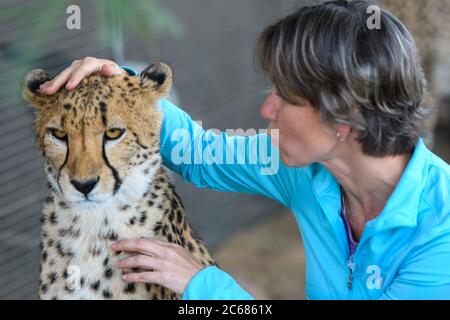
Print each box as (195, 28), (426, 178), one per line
(22, 62), (215, 300)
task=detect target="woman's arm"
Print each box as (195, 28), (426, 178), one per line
(158, 98), (301, 207)
(124, 65), (301, 208)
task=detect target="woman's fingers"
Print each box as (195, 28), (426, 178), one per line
(40, 65), (76, 95)
(116, 254), (162, 271)
(111, 238), (169, 258)
(39, 57), (124, 95)
(102, 63), (127, 77)
(122, 271), (163, 285)
(65, 58), (103, 90)
(112, 239), (205, 294)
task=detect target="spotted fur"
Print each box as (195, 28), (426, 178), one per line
(22, 62), (215, 300)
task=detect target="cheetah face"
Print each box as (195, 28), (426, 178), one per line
(22, 62), (172, 207)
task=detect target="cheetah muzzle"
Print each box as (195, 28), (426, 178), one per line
(22, 62), (215, 300)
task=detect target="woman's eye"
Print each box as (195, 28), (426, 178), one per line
(48, 128), (67, 141)
(105, 128), (125, 140)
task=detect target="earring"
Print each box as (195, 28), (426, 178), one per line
(336, 132), (345, 142)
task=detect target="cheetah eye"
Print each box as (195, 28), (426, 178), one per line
(105, 128), (125, 141)
(48, 128), (68, 141)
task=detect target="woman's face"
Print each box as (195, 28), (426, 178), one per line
(260, 89), (338, 167)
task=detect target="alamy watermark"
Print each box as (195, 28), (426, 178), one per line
(66, 5), (81, 30)
(66, 3), (382, 31)
(367, 5), (381, 30)
(65, 264), (82, 291)
(65, 3), (382, 31)
(170, 122), (280, 176)
(366, 265), (383, 290)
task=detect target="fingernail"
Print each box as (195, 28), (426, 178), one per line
(122, 275), (128, 281)
(39, 83), (48, 90)
(111, 243), (117, 249)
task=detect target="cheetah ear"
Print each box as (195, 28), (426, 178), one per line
(139, 61), (173, 99)
(21, 69), (53, 109)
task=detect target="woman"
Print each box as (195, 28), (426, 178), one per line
(39, 1), (449, 299)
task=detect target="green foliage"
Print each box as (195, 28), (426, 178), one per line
(97, 0), (183, 57)
(1, 0), (183, 107)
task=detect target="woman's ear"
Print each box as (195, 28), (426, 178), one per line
(22, 69), (53, 109)
(139, 61), (173, 100)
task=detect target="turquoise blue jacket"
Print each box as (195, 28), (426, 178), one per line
(124, 67), (450, 300)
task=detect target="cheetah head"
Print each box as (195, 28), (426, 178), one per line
(22, 62), (172, 207)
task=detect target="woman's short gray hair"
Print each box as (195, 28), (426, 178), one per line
(256, 0), (431, 157)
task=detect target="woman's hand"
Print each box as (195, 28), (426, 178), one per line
(111, 238), (204, 295)
(39, 57), (127, 95)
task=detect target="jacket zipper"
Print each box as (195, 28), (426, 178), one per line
(346, 254), (357, 290)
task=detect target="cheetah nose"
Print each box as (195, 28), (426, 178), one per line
(70, 177), (99, 196)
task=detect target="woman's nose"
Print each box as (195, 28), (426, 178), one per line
(260, 91), (279, 121)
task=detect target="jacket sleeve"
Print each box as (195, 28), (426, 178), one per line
(182, 266), (254, 300)
(379, 229), (450, 300)
(157, 98), (303, 207)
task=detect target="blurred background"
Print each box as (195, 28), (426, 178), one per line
(0, 0), (448, 299)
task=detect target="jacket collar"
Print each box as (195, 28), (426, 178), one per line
(311, 139), (430, 236)
(366, 139), (430, 233)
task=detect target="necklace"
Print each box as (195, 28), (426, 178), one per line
(341, 187), (357, 290)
